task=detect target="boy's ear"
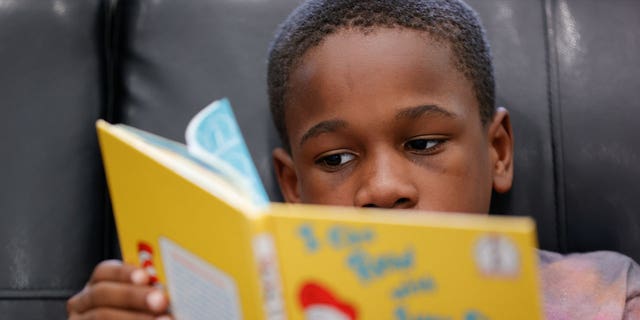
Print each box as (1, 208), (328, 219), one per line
(272, 147), (302, 203)
(488, 107), (514, 194)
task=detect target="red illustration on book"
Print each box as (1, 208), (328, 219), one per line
(138, 241), (159, 285)
(299, 281), (357, 320)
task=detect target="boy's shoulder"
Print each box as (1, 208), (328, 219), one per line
(538, 249), (640, 319)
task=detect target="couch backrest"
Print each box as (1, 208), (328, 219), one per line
(0, 0), (111, 317)
(1, 0), (639, 318)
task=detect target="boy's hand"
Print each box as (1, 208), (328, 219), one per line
(67, 260), (172, 320)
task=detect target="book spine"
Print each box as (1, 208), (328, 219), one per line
(251, 217), (287, 320)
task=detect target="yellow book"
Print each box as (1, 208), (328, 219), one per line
(97, 99), (543, 320)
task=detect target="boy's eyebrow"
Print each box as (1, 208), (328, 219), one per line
(299, 119), (348, 147)
(395, 104), (457, 120)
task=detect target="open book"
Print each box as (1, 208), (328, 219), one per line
(97, 99), (543, 320)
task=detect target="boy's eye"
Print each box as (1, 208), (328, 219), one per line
(315, 152), (356, 169)
(404, 137), (445, 153)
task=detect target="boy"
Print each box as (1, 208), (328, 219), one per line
(67, 0), (640, 319)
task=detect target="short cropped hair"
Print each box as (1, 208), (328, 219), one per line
(268, 0), (495, 150)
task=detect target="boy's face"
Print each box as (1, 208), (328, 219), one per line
(273, 28), (513, 214)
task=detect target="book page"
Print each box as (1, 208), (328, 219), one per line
(186, 98), (269, 208)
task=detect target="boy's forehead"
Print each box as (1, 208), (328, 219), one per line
(284, 28), (478, 142)
(292, 28), (453, 83)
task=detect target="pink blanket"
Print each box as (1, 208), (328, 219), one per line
(539, 250), (640, 319)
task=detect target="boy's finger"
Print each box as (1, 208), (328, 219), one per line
(89, 260), (149, 285)
(67, 283), (168, 314)
(68, 307), (172, 320)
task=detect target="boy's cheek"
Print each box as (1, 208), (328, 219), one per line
(299, 175), (356, 207)
(417, 184), (491, 214)
(427, 160), (493, 212)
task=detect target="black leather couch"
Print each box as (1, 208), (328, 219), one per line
(1, 0), (638, 318)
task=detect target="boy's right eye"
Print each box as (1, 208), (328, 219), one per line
(315, 152), (356, 170)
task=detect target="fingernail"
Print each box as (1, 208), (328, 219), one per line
(131, 269), (147, 284)
(146, 290), (165, 311)
(156, 316), (172, 320)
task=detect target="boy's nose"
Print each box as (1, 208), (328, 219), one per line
(353, 151), (419, 209)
